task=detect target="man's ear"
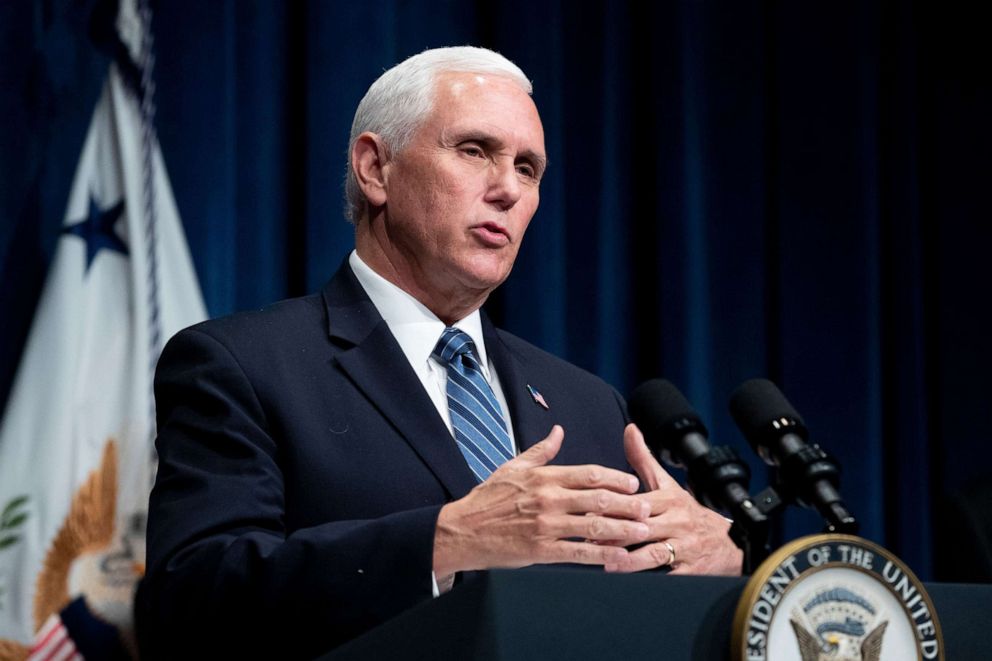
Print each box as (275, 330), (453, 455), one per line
(351, 133), (389, 208)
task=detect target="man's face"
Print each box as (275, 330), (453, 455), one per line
(377, 71), (546, 305)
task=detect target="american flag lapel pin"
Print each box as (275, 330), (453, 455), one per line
(527, 384), (549, 410)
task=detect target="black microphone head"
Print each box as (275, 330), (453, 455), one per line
(629, 379), (708, 463)
(729, 378), (808, 458)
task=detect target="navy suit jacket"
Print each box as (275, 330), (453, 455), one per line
(137, 260), (630, 659)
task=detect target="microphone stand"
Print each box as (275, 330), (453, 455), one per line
(685, 446), (771, 574)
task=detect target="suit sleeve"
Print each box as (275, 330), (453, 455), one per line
(137, 327), (442, 659)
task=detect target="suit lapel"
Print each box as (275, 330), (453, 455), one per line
(322, 261), (478, 499)
(482, 313), (555, 453)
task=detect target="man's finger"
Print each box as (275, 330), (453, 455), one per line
(538, 514), (651, 544)
(605, 540), (678, 573)
(499, 424), (564, 471)
(540, 464), (641, 495)
(623, 423), (680, 492)
(544, 539), (630, 567)
(563, 489), (651, 520)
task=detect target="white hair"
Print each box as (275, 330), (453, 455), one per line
(344, 46), (533, 224)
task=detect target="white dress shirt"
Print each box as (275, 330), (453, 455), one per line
(348, 250), (517, 450)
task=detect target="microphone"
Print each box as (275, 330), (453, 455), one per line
(628, 379), (761, 521)
(729, 378), (858, 534)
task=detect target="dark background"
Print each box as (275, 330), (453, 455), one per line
(2, 0), (990, 581)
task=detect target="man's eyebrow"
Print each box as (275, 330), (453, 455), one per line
(445, 129), (504, 149)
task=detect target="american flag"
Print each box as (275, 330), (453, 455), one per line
(27, 613), (82, 661)
(527, 384), (550, 410)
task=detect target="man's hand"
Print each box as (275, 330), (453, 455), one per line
(433, 425), (653, 577)
(608, 423), (743, 576)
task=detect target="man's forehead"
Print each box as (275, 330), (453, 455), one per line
(440, 71), (523, 97)
(446, 73), (491, 96)
(434, 70), (534, 99)
(430, 72), (544, 145)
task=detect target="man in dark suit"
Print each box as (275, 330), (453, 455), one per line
(138, 47), (741, 658)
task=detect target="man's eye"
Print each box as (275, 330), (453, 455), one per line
(461, 146), (484, 158)
(516, 164), (536, 178)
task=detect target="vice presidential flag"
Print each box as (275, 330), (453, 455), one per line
(0, 0), (206, 655)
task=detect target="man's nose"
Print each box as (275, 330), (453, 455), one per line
(485, 159), (522, 209)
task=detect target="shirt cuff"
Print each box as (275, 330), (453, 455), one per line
(431, 570), (455, 597)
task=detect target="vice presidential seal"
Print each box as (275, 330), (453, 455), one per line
(732, 534), (942, 660)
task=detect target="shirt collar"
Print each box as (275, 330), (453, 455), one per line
(348, 250), (490, 373)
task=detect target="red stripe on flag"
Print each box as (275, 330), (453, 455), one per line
(26, 614), (80, 661)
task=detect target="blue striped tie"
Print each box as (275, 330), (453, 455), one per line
(432, 327), (513, 481)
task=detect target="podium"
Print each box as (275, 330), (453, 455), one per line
(323, 569), (992, 660)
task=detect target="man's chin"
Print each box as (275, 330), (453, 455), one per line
(458, 263), (514, 294)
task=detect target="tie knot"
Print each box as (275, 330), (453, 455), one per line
(433, 327), (479, 367)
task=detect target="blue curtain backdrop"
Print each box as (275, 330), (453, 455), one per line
(2, 0), (990, 582)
